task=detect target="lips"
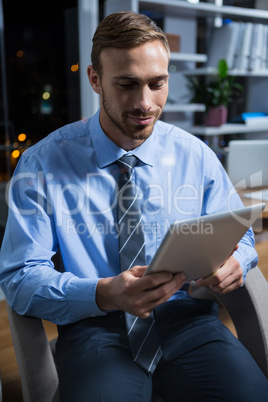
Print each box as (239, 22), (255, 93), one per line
(127, 115), (154, 125)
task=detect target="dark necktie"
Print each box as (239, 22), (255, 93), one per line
(116, 155), (162, 374)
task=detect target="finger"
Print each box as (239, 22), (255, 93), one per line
(139, 272), (187, 306)
(132, 271), (174, 293)
(195, 269), (222, 288)
(208, 262), (243, 294)
(220, 244), (239, 267)
(129, 265), (148, 277)
(152, 271), (186, 298)
(196, 255), (237, 288)
(209, 276), (243, 294)
(128, 273), (187, 318)
(129, 265), (174, 285)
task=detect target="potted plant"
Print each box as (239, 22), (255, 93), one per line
(188, 59), (243, 126)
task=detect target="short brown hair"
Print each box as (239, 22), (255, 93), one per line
(91, 11), (170, 77)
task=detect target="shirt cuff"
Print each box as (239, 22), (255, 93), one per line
(65, 277), (106, 322)
(233, 246), (258, 284)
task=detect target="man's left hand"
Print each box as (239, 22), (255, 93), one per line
(195, 255), (243, 294)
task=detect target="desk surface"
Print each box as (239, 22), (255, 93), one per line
(238, 188), (268, 219)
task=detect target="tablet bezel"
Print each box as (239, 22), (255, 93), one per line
(144, 203), (265, 281)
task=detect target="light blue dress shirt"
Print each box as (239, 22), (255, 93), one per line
(0, 110), (258, 324)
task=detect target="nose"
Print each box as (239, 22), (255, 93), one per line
(133, 86), (152, 112)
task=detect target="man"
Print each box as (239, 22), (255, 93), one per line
(0, 11), (267, 401)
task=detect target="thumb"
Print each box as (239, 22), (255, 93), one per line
(129, 265), (148, 277)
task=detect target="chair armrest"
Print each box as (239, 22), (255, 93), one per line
(191, 267), (268, 377)
(213, 267), (268, 377)
(6, 303), (59, 402)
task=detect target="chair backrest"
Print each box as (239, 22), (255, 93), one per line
(6, 303), (59, 402)
(6, 267), (268, 402)
(227, 140), (268, 188)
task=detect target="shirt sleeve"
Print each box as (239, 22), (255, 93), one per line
(202, 148), (258, 282)
(0, 155), (105, 325)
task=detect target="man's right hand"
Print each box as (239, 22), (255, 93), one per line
(96, 266), (186, 318)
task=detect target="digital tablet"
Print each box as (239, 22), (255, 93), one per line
(145, 203), (265, 281)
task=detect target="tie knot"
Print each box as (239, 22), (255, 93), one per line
(117, 155), (138, 174)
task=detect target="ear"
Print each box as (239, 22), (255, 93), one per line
(87, 65), (101, 95)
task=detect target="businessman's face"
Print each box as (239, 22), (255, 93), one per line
(89, 40), (169, 150)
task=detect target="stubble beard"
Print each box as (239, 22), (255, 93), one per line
(101, 91), (163, 141)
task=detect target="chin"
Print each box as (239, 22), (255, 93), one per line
(129, 126), (154, 141)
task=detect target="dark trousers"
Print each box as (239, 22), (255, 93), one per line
(56, 297), (268, 401)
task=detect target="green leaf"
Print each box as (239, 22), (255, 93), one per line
(218, 59), (228, 79)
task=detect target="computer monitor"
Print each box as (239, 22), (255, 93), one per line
(227, 140), (268, 188)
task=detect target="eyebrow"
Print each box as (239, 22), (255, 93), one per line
(112, 74), (169, 82)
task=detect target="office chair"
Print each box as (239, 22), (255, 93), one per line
(6, 266), (268, 402)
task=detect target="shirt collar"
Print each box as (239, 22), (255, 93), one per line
(90, 110), (154, 168)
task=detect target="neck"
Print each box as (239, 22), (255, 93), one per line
(99, 109), (149, 151)
(104, 131), (146, 151)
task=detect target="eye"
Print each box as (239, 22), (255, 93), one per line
(119, 82), (137, 90)
(149, 81), (165, 90)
